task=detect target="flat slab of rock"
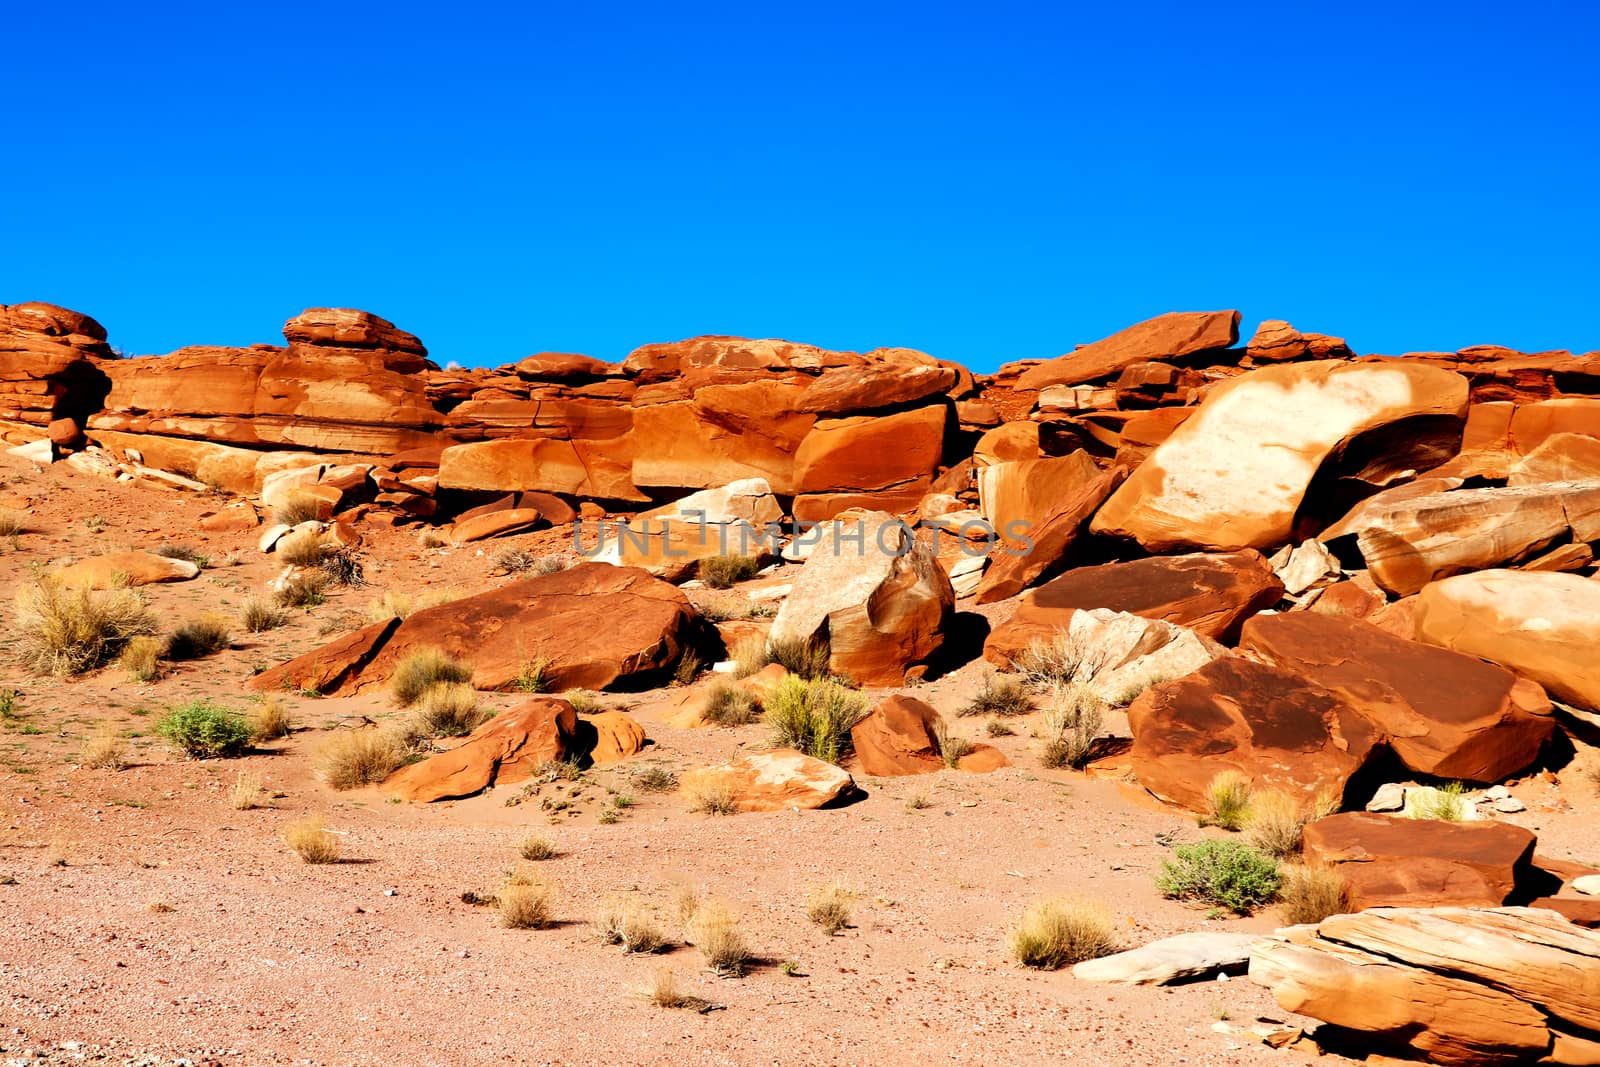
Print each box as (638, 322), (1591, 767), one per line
(448, 507), (544, 543)
(1126, 657), (1384, 813)
(679, 749), (856, 812)
(1090, 360), (1468, 552)
(987, 607), (1223, 705)
(1073, 932), (1256, 985)
(1242, 612), (1553, 782)
(50, 551), (200, 589)
(985, 550), (1283, 664)
(1302, 812), (1536, 909)
(1335, 480), (1600, 596)
(384, 698), (578, 802)
(1415, 569), (1600, 711)
(1249, 907), (1600, 1066)
(252, 563), (705, 695)
(1018, 311), (1240, 390)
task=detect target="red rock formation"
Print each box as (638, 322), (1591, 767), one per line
(1301, 813), (1538, 909)
(1015, 311), (1240, 390)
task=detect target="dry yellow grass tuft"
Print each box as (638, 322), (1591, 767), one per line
(45, 834), (70, 867)
(406, 682), (487, 739)
(230, 770), (267, 810)
(497, 878), (557, 929)
(686, 901), (751, 976)
(146, 899), (174, 914)
(80, 727), (127, 771)
(729, 634), (770, 680)
(118, 635), (164, 682)
(1245, 789), (1319, 857)
(805, 882), (855, 935)
(1008, 897), (1117, 969)
(238, 596), (288, 633)
(365, 587), (457, 623)
(518, 834), (557, 861)
(700, 680), (759, 726)
(315, 729), (407, 790)
(275, 528), (328, 567)
(248, 695), (293, 742)
(684, 779), (738, 816)
(283, 817), (341, 864)
(163, 613), (232, 660)
(1204, 771), (1253, 831)
(1277, 864), (1351, 925)
(15, 579), (157, 676)
(595, 899), (669, 953)
(644, 967), (694, 1009)
(389, 647), (473, 707)
(273, 569), (329, 608)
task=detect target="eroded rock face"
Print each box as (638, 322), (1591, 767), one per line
(1090, 361), (1469, 552)
(769, 511), (955, 685)
(1415, 569), (1600, 710)
(383, 698), (578, 802)
(1125, 657), (1384, 813)
(1242, 612), (1553, 782)
(1509, 432), (1600, 486)
(1249, 907), (1600, 1067)
(251, 563), (704, 695)
(791, 405), (948, 522)
(0, 302), (113, 427)
(1301, 813), (1536, 910)
(1244, 320), (1353, 363)
(1017, 311), (1240, 390)
(678, 749), (856, 812)
(1335, 480), (1600, 596)
(973, 464), (1128, 604)
(984, 551), (1283, 663)
(850, 695), (944, 776)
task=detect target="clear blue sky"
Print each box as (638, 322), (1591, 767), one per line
(4, 1), (1595, 370)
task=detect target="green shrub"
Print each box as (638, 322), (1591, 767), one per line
(389, 647), (473, 706)
(1408, 781), (1470, 821)
(697, 555), (761, 589)
(765, 676), (868, 764)
(1156, 839), (1280, 915)
(156, 700), (252, 759)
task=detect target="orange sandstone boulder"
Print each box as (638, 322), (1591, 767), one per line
(383, 698), (579, 802)
(679, 749), (856, 812)
(973, 462), (1128, 603)
(50, 551), (200, 589)
(1244, 319), (1353, 363)
(581, 710), (647, 765)
(1018, 311), (1240, 390)
(791, 405), (947, 522)
(1301, 813), (1537, 909)
(851, 695), (945, 776)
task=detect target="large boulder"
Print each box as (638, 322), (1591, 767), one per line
(1090, 361), (1469, 552)
(984, 550), (1283, 664)
(436, 435), (643, 501)
(791, 405), (947, 522)
(0, 302), (113, 427)
(1415, 570), (1600, 710)
(629, 380), (815, 493)
(251, 563), (705, 695)
(1509, 433), (1600, 486)
(1244, 320), (1353, 363)
(850, 695), (945, 776)
(50, 551), (200, 589)
(1249, 907), (1600, 1067)
(1074, 932), (1256, 986)
(1017, 311), (1240, 390)
(679, 749), (856, 812)
(985, 607), (1224, 704)
(1241, 613), (1553, 782)
(383, 698), (579, 803)
(769, 511), (955, 685)
(1301, 813), (1537, 909)
(797, 361), (956, 414)
(972, 465), (1128, 603)
(1329, 480), (1600, 596)
(1125, 657), (1385, 814)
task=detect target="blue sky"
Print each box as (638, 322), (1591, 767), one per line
(3, 1), (1595, 370)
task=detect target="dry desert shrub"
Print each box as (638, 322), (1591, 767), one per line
(316, 729), (407, 790)
(511, 656), (553, 694)
(1038, 683), (1104, 770)
(406, 682), (487, 739)
(563, 689), (599, 714)
(1245, 789), (1333, 857)
(1409, 781), (1470, 822)
(518, 834), (558, 861)
(275, 528), (328, 567)
(389, 647), (473, 707)
(284, 817), (341, 864)
(960, 673), (1034, 717)
(272, 497), (325, 526)
(248, 695), (292, 742)
(146, 899), (175, 914)
(1014, 629), (1107, 689)
(15, 579), (157, 676)
(0, 510), (25, 536)
(230, 770), (267, 810)
(686, 901), (751, 976)
(644, 967), (696, 1010)
(1277, 863), (1350, 925)
(764, 675), (868, 764)
(156, 700), (252, 759)
(630, 765), (677, 793)
(934, 722), (974, 768)
(45, 834), (70, 867)
(365, 587), (456, 623)
(153, 542), (209, 567)
(1008, 897), (1117, 969)
(1204, 771), (1253, 831)
(163, 613), (232, 660)
(701, 680), (759, 727)
(497, 877), (557, 929)
(684, 778), (738, 816)
(672, 651), (702, 687)
(119, 635), (164, 682)
(805, 882), (855, 935)
(697, 554), (762, 589)
(80, 727), (127, 771)
(729, 634), (770, 679)
(765, 635), (830, 681)
(273, 569), (329, 608)
(595, 899), (669, 953)
(238, 596), (288, 632)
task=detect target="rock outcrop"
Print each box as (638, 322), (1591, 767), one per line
(678, 749), (857, 812)
(1249, 907), (1600, 1066)
(1301, 813), (1538, 909)
(384, 698), (579, 802)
